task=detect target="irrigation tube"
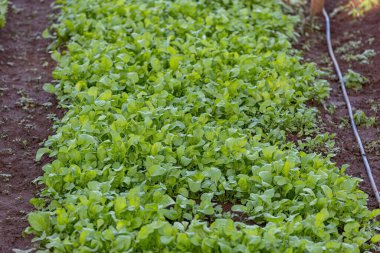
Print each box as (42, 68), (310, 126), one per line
(322, 8), (380, 207)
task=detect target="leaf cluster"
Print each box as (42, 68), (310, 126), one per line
(343, 69), (368, 91)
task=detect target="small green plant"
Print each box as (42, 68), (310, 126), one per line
(0, 0), (7, 28)
(343, 69), (368, 91)
(342, 49), (376, 64)
(365, 140), (380, 155)
(336, 40), (362, 54)
(339, 117), (350, 129)
(369, 99), (380, 112)
(297, 133), (337, 155)
(17, 97), (36, 110)
(326, 103), (337, 115)
(354, 110), (377, 127)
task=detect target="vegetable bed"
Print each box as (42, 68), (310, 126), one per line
(28, 0), (379, 252)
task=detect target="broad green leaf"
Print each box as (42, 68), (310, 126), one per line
(188, 179), (201, 193)
(150, 57), (161, 71)
(43, 83), (55, 93)
(56, 208), (69, 226)
(181, 156), (192, 166)
(114, 235), (132, 251)
(169, 55), (181, 70)
(148, 165), (166, 177)
(114, 197), (127, 215)
(371, 234), (380, 243)
(101, 55), (113, 71)
(35, 148), (50, 161)
(137, 225), (154, 241)
(158, 195), (175, 208)
(321, 185), (333, 198)
(28, 212), (51, 232)
(315, 208), (329, 227)
(127, 72), (139, 84)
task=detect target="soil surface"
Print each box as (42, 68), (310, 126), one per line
(0, 0), (59, 252)
(299, 1), (380, 209)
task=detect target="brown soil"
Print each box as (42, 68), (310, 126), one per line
(0, 0), (60, 252)
(298, 1), (380, 209)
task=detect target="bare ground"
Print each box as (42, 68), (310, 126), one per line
(0, 0), (60, 252)
(298, 1), (380, 209)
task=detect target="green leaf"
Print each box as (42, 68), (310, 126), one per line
(204, 167), (221, 183)
(231, 205), (248, 213)
(315, 208), (329, 227)
(56, 208), (69, 226)
(127, 72), (139, 84)
(30, 198), (46, 209)
(114, 197), (127, 215)
(158, 195), (175, 208)
(188, 179), (201, 193)
(28, 212), (51, 232)
(137, 225), (154, 241)
(370, 209), (380, 218)
(78, 134), (97, 147)
(35, 148), (51, 161)
(259, 171), (272, 183)
(42, 29), (52, 39)
(148, 165), (166, 177)
(101, 55), (113, 71)
(262, 146), (276, 161)
(371, 234), (380, 243)
(114, 235), (132, 251)
(177, 233), (191, 250)
(180, 156), (192, 166)
(79, 229), (91, 245)
(151, 142), (162, 155)
(321, 185), (333, 198)
(274, 176), (287, 186)
(43, 83), (55, 93)
(150, 57), (161, 71)
(169, 55), (181, 70)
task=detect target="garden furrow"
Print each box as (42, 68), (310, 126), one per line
(0, 0), (60, 252)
